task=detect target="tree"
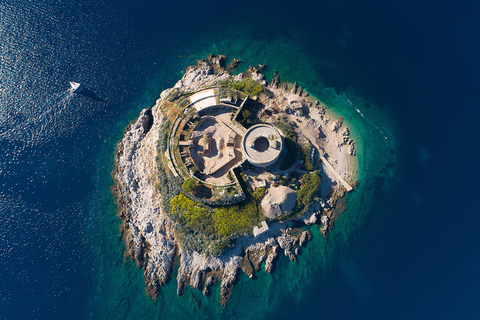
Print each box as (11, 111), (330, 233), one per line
(252, 187), (266, 202)
(242, 110), (251, 120)
(182, 177), (197, 192)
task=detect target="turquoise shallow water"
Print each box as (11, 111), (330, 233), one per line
(85, 31), (398, 320)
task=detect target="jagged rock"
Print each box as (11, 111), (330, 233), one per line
(249, 67), (266, 84)
(207, 54), (226, 72)
(285, 250), (296, 262)
(234, 73), (244, 81)
(330, 119), (343, 132)
(269, 70), (280, 88)
(298, 86), (304, 96)
(219, 257), (242, 306)
(291, 82), (298, 94)
(276, 232), (297, 262)
(241, 252), (254, 278)
(298, 209), (319, 225)
(113, 103), (178, 292)
(349, 144), (356, 155)
(265, 246), (278, 273)
(321, 215), (330, 226)
(227, 58), (242, 71)
(144, 222), (153, 233)
(174, 62), (213, 91)
(276, 233), (293, 251)
(298, 230), (312, 247)
(257, 64), (267, 71)
(190, 266), (205, 290)
(246, 243), (268, 271)
(203, 275), (216, 296)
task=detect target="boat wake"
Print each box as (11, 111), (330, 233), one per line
(346, 97), (391, 143)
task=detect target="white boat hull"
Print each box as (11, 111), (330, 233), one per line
(69, 82), (80, 92)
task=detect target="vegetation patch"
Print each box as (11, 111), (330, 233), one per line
(297, 171), (321, 207)
(275, 121), (298, 170)
(252, 187), (266, 202)
(220, 78), (266, 97)
(168, 190), (262, 254)
(300, 142), (315, 171)
(170, 194), (216, 236)
(182, 177), (197, 192)
(213, 200), (260, 238)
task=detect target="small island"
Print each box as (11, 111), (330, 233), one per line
(112, 55), (358, 305)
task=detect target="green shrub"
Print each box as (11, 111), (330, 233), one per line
(170, 192), (261, 248)
(242, 109), (251, 120)
(252, 187), (266, 202)
(297, 171), (321, 206)
(213, 200), (259, 237)
(182, 177), (197, 192)
(300, 142), (315, 171)
(274, 121), (296, 141)
(239, 172), (247, 183)
(170, 194), (215, 236)
(230, 79), (265, 96)
(210, 239), (232, 256)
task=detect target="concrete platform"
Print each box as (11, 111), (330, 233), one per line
(242, 124), (283, 168)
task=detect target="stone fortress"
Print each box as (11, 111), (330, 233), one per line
(166, 88), (286, 204)
(113, 55), (360, 305)
(164, 66), (356, 216)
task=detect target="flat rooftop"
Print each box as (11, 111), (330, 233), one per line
(189, 89), (217, 112)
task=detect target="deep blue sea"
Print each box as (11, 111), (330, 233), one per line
(2, 0), (480, 319)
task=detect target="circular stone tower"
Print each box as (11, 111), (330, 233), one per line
(241, 124), (283, 168)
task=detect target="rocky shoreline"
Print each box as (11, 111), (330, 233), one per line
(112, 55), (354, 305)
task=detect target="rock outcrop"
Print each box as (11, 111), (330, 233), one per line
(227, 58), (242, 71)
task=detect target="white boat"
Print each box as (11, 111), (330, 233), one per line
(69, 82), (80, 92)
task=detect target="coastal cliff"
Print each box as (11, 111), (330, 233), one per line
(112, 55), (355, 304)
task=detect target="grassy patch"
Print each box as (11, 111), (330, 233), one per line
(300, 142), (315, 171)
(274, 171), (322, 221)
(213, 200), (260, 238)
(169, 192), (262, 251)
(297, 171), (321, 206)
(170, 194), (215, 236)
